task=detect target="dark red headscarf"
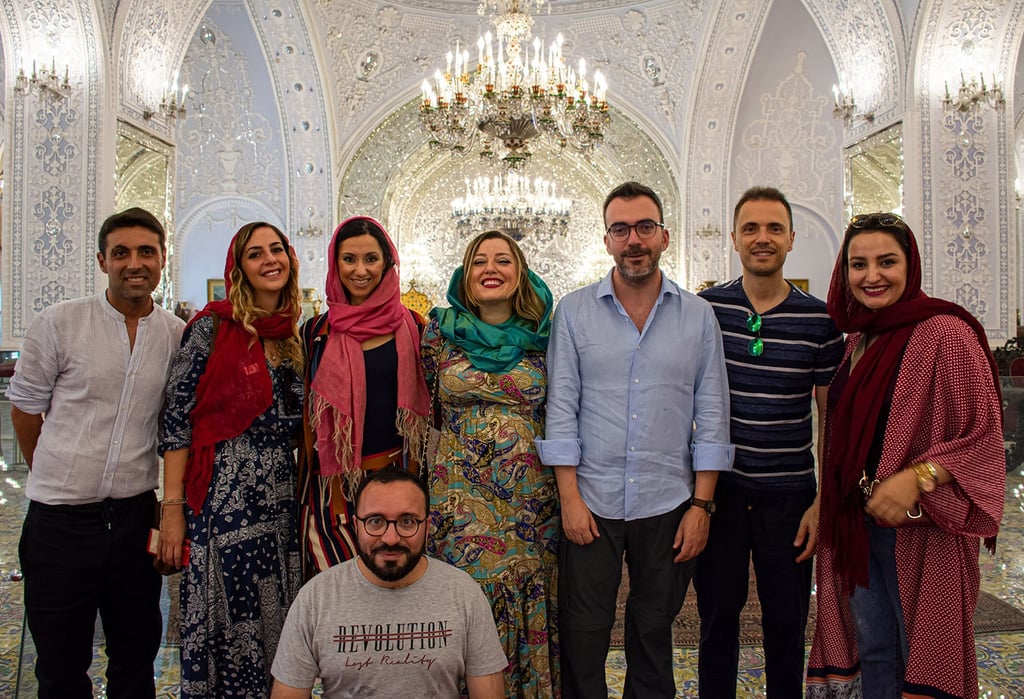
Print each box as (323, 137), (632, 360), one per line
(183, 224), (298, 512)
(819, 215), (1000, 594)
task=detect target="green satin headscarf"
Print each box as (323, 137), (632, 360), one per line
(431, 266), (553, 374)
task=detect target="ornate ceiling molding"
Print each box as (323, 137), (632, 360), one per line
(309, 0), (705, 195)
(117, 0), (209, 133)
(685, 0), (770, 288)
(245, 0), (334, 289)
(802, 0), (904, 141)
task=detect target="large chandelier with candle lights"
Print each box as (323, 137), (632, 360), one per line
(452, 171), (572, 240)
(420, 0), (610, 170)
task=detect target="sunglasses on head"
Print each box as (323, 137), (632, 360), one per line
(848, 213), (909, 231)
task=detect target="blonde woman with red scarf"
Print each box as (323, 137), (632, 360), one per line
(158, 222), (305, 698)
(807, 213), (1004, 699)
(297, 216), (430, 576)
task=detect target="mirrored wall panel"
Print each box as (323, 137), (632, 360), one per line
(844, 123), (902, 218)
(115, 121), (175, 307)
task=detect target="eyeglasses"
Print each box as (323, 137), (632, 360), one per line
(606, 220), (665, 241)
(746, 312), (764, 357)
(354, 514), (426, 537)
(848, 213), (909, 231)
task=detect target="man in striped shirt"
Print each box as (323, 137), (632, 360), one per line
(695, 186), (843, 698)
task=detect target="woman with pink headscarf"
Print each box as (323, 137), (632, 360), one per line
(297, 216), (431, 576)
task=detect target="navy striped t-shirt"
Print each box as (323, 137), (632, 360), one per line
(699, 278), (844, 492)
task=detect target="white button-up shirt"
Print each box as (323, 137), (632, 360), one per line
(8, 292), (184, 505)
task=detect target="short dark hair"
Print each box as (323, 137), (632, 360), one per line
(733, 186), (793, 231)
(354, 466), (429, 515)
(98, 207), (166, 255)
(603, 181), (664, 223)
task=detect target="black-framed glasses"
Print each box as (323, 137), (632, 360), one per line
(354, 514), (426, 537)
(746, 312), (764, 357)
(606, 220), (665, 241)
(849, 213), (909, 231)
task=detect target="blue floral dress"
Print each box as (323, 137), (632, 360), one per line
(422, 317), (560, 698)
(160, 315), (303, 698)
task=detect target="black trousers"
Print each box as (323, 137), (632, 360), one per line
(19, 491), (162, 699)
(694, 485), (815, 699)
(558, 500), (695, 699)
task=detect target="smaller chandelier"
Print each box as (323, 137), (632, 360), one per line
(452, 172), (571, 240)
(943, 71), (1004, 113)
(421, 1), (609, 169)
(831, 84), (873, 126)
(14, 58), (71, 101)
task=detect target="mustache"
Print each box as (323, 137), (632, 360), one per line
(372, 543), (410, 555)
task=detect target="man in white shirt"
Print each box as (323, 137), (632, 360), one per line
(271, 468), (507, 699)
(9, 207), (184, 699)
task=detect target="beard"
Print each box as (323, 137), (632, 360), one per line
(614, 243), (662, 284)
(358, 541), (425, 582)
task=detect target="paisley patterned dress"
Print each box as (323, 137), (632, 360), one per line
(422, 317), (560, 699)
(160, 315), (304, 698)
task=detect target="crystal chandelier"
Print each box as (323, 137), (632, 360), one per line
(420, 0), (610, 169)
(451, 171), (571, 240)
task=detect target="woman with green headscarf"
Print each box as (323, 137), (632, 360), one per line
(422, 230), (560, 699)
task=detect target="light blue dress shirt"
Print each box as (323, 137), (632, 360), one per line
(535, 271), (733, 521)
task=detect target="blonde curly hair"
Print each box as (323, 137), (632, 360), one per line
(226, 221), (304, 370)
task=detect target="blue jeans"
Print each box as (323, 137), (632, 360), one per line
(849, 520), (908, 699)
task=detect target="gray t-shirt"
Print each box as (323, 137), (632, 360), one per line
(272, 556), (507, 698)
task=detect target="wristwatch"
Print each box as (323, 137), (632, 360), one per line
(691, 497), (716, 515)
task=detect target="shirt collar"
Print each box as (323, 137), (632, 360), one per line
(99, 289), (154, 323)
(596, 268), (679, 301)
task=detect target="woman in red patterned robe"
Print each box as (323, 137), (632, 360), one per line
(807, 213), (1004, 699)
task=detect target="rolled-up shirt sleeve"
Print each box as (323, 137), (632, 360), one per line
(535, 301), (582, 467)
(690, 302), (734, 472)
(7, 313), (58, 415)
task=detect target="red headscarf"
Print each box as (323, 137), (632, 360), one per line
(308, 216), (429, 479)
(819, 215), (999, 594)
(183, 224), (299, 511)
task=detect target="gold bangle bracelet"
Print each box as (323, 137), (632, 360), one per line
(161, 498), (186, 507)
(919, 461), (940, 481)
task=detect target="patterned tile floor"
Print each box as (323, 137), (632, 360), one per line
(0, 419), (1022, 696)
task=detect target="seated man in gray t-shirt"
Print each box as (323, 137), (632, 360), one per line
(271, 468), (507, 699)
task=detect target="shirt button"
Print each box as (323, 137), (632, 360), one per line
(629, 478), (635, 483)
(631, 414), (637, 420)
(630, 446), (636, 451)
(634, 378), (640, 384)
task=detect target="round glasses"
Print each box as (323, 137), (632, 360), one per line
(606, 220), (664, 241)
(746, 312), (764, 357)
(354, 514), (426, 537)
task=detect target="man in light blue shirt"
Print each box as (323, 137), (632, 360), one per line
(536, 181), (733, 699)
